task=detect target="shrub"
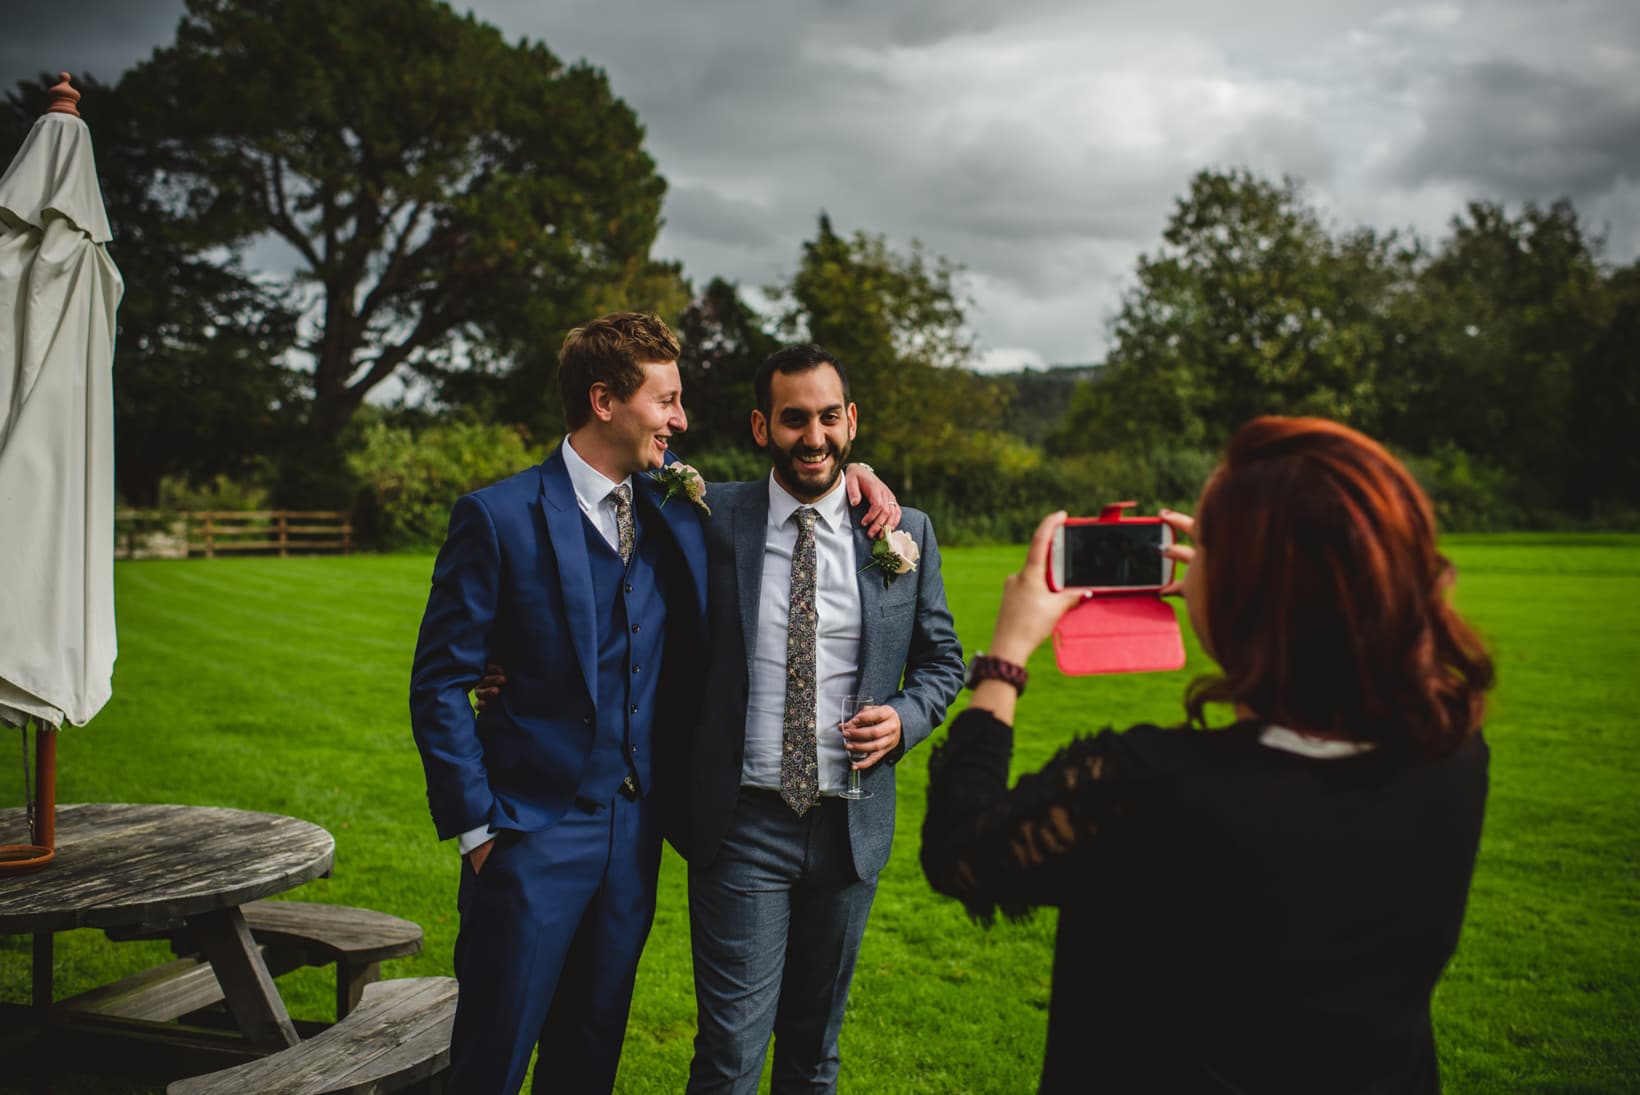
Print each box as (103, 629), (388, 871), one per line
(347, 420), (543, 549)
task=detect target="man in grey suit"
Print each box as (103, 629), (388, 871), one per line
(684, 344), (965, 1094)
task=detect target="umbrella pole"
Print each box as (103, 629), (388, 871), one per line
(34, 717), (56, 851)
(0, 716), (55, 872)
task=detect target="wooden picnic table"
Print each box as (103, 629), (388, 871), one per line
(0, 802), (335, 1068)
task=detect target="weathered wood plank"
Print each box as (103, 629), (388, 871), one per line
(115, 900), (424, 1020)
(166, 977), (458, 1095)
(57, 946), (304, 1022)
(193, 907), (299, 1050)
(0, 804), (334, 935)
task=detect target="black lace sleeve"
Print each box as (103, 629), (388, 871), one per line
(921, 707), (1143, 924)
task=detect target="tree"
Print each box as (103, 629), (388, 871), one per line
(672, 277), (780, 455)
(3, 74), (301, 504)
(117, 0), (680, 448)
(1055, 169), (1406, 453)
(1383, 199), (1609, 496)
(777, 215), (996, 488)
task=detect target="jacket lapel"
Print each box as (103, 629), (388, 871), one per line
(538, 447), (598, 703)
(734, 484), (770, 683)
(634, 469), (709, 630)
(851, 503), (883, 681)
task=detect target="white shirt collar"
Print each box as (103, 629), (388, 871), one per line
(561, 434), (632, 510)
(1259, 724), (1377, 758)
(767, 471), (848, 534)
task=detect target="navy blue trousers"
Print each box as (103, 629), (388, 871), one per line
(449, 791), (661, 1094)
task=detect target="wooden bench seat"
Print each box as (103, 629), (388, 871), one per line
(106, 901), (424, 1019)
(166, 976), (457, 1095)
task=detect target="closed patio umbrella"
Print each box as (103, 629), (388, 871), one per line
(0, 74), (122, 871)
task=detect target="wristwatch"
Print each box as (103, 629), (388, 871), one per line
(966, 653), (1027, 696)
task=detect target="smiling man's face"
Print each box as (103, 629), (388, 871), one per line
(751, 363), (856, 502)
(608, 361), (687, 476)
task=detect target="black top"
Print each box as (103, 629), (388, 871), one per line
(922, 710), (1489, 1094)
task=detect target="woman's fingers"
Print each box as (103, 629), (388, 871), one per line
(1023, 510), (1067, 575)
(1158, 508), (1195, 540)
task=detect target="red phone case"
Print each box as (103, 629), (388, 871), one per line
(1050, 503), (1185, 675)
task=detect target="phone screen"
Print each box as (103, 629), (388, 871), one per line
(1060, 523), (1166, 588)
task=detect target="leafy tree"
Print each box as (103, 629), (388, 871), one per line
(673, 277), (780, 454)
(3, 73), (300, 504)
(1563, 259), (1640, 512)
(1383, 199), (1610, 497)
(117, 0), (680, 448)
(1056, 169), (1407, 453)
(777, 215), (998, 488)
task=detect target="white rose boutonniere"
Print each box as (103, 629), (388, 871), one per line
(650, 463), (711, 515)
(859, 528), (919, 587)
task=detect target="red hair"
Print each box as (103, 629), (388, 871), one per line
(1185, 417), (1494, 756)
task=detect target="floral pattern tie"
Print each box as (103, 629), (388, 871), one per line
(781, 506), (820, 815)
(610, 483), (634, 564)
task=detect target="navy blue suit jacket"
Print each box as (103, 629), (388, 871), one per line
(409, 445), (708, 844)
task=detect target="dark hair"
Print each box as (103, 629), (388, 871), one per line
(1185, 416), (1494, 757)
(754, 344), (850, 418)
(557, 312), (681, 430)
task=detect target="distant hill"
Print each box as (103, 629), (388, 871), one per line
(984, 363), (1103, 445)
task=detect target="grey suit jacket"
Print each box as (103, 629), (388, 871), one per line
(685, 478), (966, 878)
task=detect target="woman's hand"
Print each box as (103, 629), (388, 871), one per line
(1158, 509), (1195, 598)
(988, 511), (1088, 665)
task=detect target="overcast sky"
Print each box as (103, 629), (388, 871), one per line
(6, 0), (1638, 371)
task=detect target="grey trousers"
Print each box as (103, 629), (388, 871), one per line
(686, 789), (879, 1095)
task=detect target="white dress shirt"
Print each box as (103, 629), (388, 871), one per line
(742, 473), (863, 794)
(560, 434), (634, 554)
(456, 438), (633, 855)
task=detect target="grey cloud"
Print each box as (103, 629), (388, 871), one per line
(0, 0), (184, 92)
(1395, 58), (1640, 199)
(663, 184), (783, 250)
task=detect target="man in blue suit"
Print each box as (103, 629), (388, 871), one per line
(412, 315), (897, 1094)
(410, 312), (703, 1093)
(684, 345), (966, 1093)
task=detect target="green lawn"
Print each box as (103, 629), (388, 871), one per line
(2, 535), (1637, 1092)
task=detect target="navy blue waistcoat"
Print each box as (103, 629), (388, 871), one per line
(578, 508), (668, 802)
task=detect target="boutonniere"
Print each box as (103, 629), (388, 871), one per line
(859, 528), (919, 587)
(649, 463), (711, 515)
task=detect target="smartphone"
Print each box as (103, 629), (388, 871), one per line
(1048, 517), (1174, 592)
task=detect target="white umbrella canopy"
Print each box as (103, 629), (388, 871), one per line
(0, 74), (121, 732)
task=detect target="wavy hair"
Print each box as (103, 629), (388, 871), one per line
(557, 312), (681, 430)
(1185, 417), (1494, 757)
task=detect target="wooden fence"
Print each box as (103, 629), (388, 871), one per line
(115, 510), (353, 559)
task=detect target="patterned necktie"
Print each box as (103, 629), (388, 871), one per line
(610, 483), (634, 564)
(781, 506), (821, 816)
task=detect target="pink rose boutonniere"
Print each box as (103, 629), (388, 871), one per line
(860, 528), (919, 587)
(650, 463), (711, 515)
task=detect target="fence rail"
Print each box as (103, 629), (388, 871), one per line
(115, 510), (353, 559)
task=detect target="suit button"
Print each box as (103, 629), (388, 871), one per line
(582, 715), (592, 726)
(632, 664), (640, 674)
(629, 745), (638, 754)
(631, 624), (640, 633)
(625, 584), (634, 594)
(630, 703), (638, 714)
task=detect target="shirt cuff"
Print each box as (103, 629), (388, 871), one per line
(456, 823), (495, 856)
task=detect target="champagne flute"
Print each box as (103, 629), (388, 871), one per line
(835, 693), (874, 800)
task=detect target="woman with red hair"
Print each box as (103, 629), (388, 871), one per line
(922, 417), (1494, 1094)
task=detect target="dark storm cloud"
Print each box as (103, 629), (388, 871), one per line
(5, 0), (1638, 365)
(0, 0), (184, 92)
(1396, 58), (1640, 199)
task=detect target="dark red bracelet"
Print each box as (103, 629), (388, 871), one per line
(965, 653), (1028, 697)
